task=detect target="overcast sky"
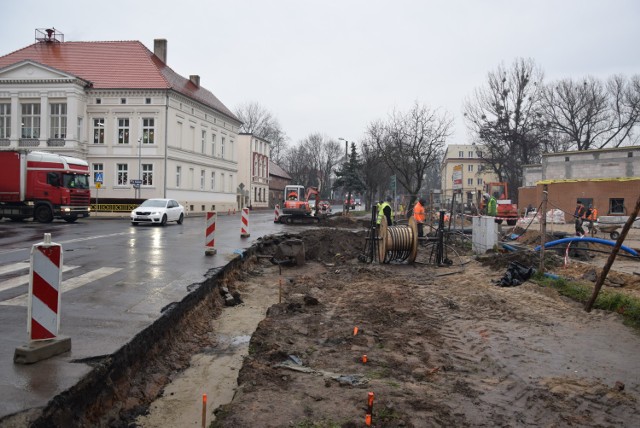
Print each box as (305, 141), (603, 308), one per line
(2, 0), (639, 147)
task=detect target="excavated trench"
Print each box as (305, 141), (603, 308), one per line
(6, 226), (367, 428)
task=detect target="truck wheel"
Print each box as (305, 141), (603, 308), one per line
(507, 219), (517, 226)
(64, 216), (78, 223)
(35, 205), (54, 223)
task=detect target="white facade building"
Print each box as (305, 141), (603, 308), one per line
(0, 30), (242, 214)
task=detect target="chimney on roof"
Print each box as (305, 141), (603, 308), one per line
(154, 39), (167, 63)
(189, 75), (200, 87)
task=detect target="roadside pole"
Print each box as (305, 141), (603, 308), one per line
(539, 185), (548, 274)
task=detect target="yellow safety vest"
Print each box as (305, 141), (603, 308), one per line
(377, 202), (394, 225)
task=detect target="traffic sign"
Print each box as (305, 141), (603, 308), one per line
(130, 179), (142, 185)
(94, 172), (103, 183)
(96, 183), (102, 189)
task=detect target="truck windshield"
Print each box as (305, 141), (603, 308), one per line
(62, 174), (89, 189)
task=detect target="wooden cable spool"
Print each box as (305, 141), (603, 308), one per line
(377, 216), (418, 263)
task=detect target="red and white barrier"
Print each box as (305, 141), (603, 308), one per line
(241, 207), (250, 238)
(274, 204), (280, 223)
(28, 233), (62, 341)
(205, 211), (217, 256)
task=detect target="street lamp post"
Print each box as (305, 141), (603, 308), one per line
(338, 137), (349, 213)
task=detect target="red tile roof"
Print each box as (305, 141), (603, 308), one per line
(0, 40), (238, 121)
(269, 160), (291, 179)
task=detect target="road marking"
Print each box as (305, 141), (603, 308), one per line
(0, 232), (129, 255)
(0, 265), (79, 293)
(0, 262), (31, 275)
(0, 267), (121, 306)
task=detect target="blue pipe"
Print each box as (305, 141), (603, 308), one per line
(534, 237), (638, 257)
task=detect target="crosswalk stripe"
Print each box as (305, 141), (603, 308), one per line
(0, 262), (30, 275)
(0, 265), (79, 293)
(0, 267), (122, 306)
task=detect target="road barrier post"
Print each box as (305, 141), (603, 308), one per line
(205, 211), (217, 256)
(241, 208), (250, 238)
(14, 233), (71, 364)
(274, 204), (280, 223)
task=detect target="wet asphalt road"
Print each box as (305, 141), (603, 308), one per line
(0, 210), (296, 419)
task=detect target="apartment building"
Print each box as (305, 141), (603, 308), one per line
(440, 144), (499, 207)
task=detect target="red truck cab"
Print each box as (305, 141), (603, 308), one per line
(0, 150), (91, 223)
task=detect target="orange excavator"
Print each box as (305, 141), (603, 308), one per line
(279, 185), (321, 224)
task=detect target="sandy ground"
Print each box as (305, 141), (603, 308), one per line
(134, 218), (640, 427)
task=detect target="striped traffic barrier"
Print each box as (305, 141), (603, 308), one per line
(274, 204), (280, 223)
(241, 207), (250, 238)
(14, 233), (72, 364)
(29, 233), (62, 340)
(205, 211), (217, 256)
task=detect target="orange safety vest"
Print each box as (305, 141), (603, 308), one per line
(587, 208), (598, 221)
(413, 202), (425, 222)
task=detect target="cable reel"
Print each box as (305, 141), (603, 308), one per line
(377, 216), (418, 263)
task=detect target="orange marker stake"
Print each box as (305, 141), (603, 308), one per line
(367, 391), (375, 413)
(353, 326), (359, 336)
(202, 393), (207, 428)
(362, 354), (368, 364)
(365, 413), (372, 426)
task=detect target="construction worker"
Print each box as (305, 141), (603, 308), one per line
(287, 191), (297, 201)
(585, 204), (598, 235)
(484, 193), (497, 217)
(574, 201), (586, 236)
(377, 196), (394, 226)
(413, 198), (426, 237)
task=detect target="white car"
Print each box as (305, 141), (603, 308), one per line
(131, 198), (184, 226)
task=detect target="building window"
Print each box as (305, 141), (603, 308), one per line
(21, 103), (40, 138)
(93, 118), (105, 144)
(468, 164), (473, 172)
(628, 152), (633, 158)
(200, 169), (205, 190)
(229, 174), (233, 193)
(142, 118), (154, 144)
(116, 163), (128, 185)
(458, 150), (464, 157)
(210, 171), (216, 191)
(176, 166), (182, 188)
(145, 98), (151, 104)
(468, 151), (473, 158)
(120, 98), (126, 104)
(609, 198), (624, 214)
(467, 178), (473, 185)
(96, 98), (101, 104)
(229, 140), (234, 161)
(201, 130), (206, 153)
(221, 173), (225, 192)
(211, 134), (216, 156)
(117, 118), (130, 144)
(478, 165), (485, 172)
(49, 103), (67, 138)
(92, 163), (104, 184)
(142, 164), (153, 186)
(221, 137), (225, 158)
(565, 156), (570, 162)
(477, 178), (483, 185)
(0, 103), (10, 138)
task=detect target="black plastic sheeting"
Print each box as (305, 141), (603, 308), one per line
(494, 261), (536, 287)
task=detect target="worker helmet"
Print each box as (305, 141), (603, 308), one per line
(419, 198), (426, 205)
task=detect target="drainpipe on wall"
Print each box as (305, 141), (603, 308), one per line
(163, 92), (169, 198)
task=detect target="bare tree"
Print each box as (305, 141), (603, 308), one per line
(235, 101), (289, 163)
(464, 58), (544, 203)
(540, 75), (640, 151)
(300, 133), (342, 198)
(367, 101), (452, 209)
(359, 134), (390, 211)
